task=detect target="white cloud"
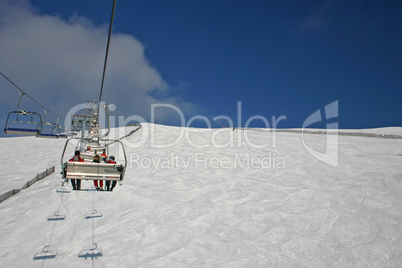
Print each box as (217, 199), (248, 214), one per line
(0, 0), (199, 128)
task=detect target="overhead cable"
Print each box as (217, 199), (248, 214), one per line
(97, 0), (117, 120)
(0, 71), (63, 120)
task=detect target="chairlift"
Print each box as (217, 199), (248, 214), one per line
(71, 118), (83, 132)
(59, 0), (123, 188)
(4, 93), (42, 135)
(72, 139), (108, 162)
(61, 137), (127, 182)
(37, 123), (60, 138)
(80, 144), (109, 163)
(36, 111), (64, 138)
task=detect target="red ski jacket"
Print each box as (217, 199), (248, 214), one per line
(69, 156), (84, 162)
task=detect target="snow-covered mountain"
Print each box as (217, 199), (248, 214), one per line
(0, 124), (401, 267)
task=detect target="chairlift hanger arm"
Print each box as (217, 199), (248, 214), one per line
(17, 93), (25, 111)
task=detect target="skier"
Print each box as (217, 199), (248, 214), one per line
(101, 149), (107, 162)
(105, 156), (117, 191)
(92, 154), (103, 191)
(69, 150), (84, 190)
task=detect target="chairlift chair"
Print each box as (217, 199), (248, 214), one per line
(61, 137), (127, 182)
(36, 111), (64, 138)
(75, 140), (108, 162)
(4, 93), (43, 135)
(4, 110), (42, 135)
(81, 147), (109, 163)
(37, 122), (61, 139)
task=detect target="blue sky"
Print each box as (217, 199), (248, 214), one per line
(0, 0), (401, 136)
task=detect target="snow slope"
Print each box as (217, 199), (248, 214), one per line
(0, 124), (401, 267)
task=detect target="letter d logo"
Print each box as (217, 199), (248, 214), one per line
(302, 101), (339, 167)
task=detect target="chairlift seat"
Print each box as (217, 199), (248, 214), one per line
(4, 127), (40, 135)
(13, 121), (39, 124)
(37, 133), (60, 139)
(64, 161), (124, 181)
